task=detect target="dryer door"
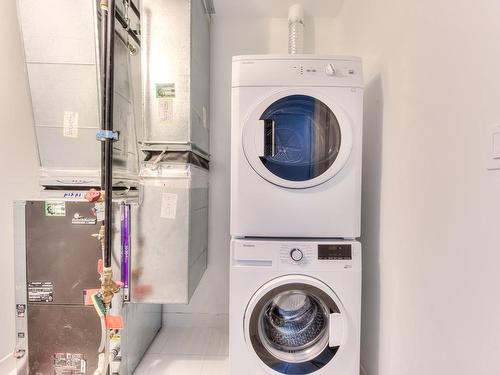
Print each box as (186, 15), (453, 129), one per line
(242, 89), (353, 189)
(244, 275), (348, 374)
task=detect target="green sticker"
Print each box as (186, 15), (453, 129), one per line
(156, 83), (175, 98)
(44, 201), (66, 217)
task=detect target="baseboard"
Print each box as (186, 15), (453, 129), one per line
(162, 312), (229, 328)
(0, 355), (16, 375)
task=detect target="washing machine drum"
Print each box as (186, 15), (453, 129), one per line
(242, 93), (353, 189)
(247, 282), (345, 374)
(261, 291), (329, 358)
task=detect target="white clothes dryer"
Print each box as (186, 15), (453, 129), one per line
(229, 238), (362, 375)
(231, 55), (364, 238)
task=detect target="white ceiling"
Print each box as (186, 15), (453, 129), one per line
(212, 0), (344, 18)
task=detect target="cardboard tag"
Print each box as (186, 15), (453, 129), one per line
(83, 289), (101, 306)
(105, 315), (124, 330)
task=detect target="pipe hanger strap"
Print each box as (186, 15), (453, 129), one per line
(96, 130), (120, 141)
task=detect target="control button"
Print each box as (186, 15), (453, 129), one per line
(325, 64), (336, 76)
(290, 248), (304, 262)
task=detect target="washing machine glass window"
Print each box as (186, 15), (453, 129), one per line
(247, 282), (342, 374)
(259, 95), (341, 182)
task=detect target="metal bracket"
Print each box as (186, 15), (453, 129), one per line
(96, 130), (119, 141)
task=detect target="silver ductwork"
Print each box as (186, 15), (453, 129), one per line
(17, 0), (142, 188)
(141, 0), (212, 153)
(288, 4), (305, 54)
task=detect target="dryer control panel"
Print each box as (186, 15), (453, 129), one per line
(232, 55), (363, 88)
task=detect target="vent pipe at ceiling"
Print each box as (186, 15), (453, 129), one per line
(288, 4), (304, 54)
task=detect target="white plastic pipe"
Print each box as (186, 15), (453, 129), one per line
(288, 4), (304, 54)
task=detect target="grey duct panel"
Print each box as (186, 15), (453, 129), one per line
(17, 0), (141, 187)
(131, 164), (209, 304)
(190, 0), (211, 151)
(120, 303), (162, 373)
(28, 305), (101, 374)
(25, 201), (101, 305)
(141, 0), (211, 153)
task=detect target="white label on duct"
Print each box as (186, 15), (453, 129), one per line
(158, 98), (174, 124)
(160, 192), (178, 219)
(94, 202), (105, 222)
(63, 111), (79, 138)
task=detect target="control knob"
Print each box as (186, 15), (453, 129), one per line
(290, 248), (304, 262)
(325, 64), (336, 76)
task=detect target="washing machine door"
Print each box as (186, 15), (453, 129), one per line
(244, 275), (348, 374)
(242, 89), (353, 189)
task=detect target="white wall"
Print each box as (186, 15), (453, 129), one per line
(0, 1), (39, 373)
(333, 1), (500, 374)
(162, 16), (336, 324)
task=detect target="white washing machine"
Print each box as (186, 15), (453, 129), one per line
(231, 55), (364, 238)
(229, 238), (361, 375)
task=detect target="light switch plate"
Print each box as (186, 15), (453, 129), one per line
(487, 125), (500, 170)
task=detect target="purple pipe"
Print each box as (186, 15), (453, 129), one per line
(121, 203), (130, 300)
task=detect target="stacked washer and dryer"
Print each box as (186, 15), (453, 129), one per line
(230, 55), (364, 375)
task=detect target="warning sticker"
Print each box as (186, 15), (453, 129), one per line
(72, 213), (97, 225)
(54, 353), (86, 374)
(28, 282), (54, 303)
(160, 192), (178, 219)
(156, 83), (175, 98)
(16, 304), (26, 317)
(45, 202), (66, 217)
(93, 202), (105, 222)
(156, 83), (175, 125)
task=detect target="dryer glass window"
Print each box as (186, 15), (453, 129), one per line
(259, 95), (341, 182)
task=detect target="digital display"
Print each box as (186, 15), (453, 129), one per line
(318, 244), (352, 260)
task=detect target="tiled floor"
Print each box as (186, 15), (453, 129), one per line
(134, 326), (229, 375)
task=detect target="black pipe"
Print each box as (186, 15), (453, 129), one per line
(129, 0), (140, 20)
(103, 0), (116, 268)
(100, 3), (108, 190)
(115, 11), (141, 46)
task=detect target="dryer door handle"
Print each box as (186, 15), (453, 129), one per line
(256, 119), (276, 158)
(329, 313), (344, 347)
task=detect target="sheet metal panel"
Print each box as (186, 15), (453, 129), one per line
(17, 0), (140, 187)
(131, 163), (209, 304)
(141, 0), (210, 153)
